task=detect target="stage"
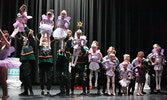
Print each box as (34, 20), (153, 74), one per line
(1, 86), (167, 100)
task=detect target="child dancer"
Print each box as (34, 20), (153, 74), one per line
(133, 60), (147, 96)
(11, 4), (32, 38)
(0, 30), (21, 68)
(88, 41), (102, 88)
(102, 53), (116, 96)
(119, 54), (133, 95)
(71, 29), (87, 67)
(149, 46), (165, 93)
(53, 10), (71, 52)
(39, 9), (54, 49)
(129, 51), (146, 95)
(0, 30), (21, 100)
(119, 61), (131, 96)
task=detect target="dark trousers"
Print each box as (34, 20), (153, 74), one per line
(56, 59), (70, 93)
(20, 60), (34, 93)
(71, 65), (86, 93)
(116, 77), (122, 94)
(115, 71), (121, 94)
(86, 68), (90, 92)
(128, 78), (136, 94)
(0, 67), (8, 97)
(39, 62), (53, 90)
(150, 74), (156, 92)
(97, 73), (107, 93)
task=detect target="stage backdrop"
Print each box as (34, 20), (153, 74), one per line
(1, 0), (167, 85)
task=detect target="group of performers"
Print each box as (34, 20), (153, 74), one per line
(0, 4), (166, 100)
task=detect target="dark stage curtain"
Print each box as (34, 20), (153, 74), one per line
(1, 0), (167, 85)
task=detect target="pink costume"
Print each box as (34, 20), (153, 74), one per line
(0, 39), (21, 68)
(13, 12), (32, 32)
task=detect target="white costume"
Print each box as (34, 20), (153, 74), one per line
(71, 33), (87, 67)
(103, 60), (116, 77)
(88, 49), (101, 87)
(153, 54), (164, 91)
(39, 14), (54, 49)
(39, 14), (54, 35)
(119, 69), (131, 87)
(154, 54), (164, 71)
(89, 49), (100, 71)
(103, 60), (116, 95)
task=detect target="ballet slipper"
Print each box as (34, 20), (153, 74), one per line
(94, 83), (98, 87)
(107, 92), (111, 96)
(49, 46), (51, 50)
(136, 93), (140, 96)
(89, 82), (92, 88)
(140, 93), (143, 96)
(39, 43), (42, 46)
(72, 62), (76, 67)
(71, 63), (75, 67)
(156, 86), (159, 90)
(60, 48), (64, 52)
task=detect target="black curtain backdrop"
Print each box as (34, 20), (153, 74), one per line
(1, 0), (167, 84)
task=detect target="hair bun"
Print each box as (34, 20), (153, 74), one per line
(48, 9), (54, 13)
(19, 4), (27, 12)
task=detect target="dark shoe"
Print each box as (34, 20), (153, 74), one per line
(142, 91), (146, 94)
(57, 92), (65, 96)
(87, 91), (90, 95)
(157, 90), (161, 94)
(97, 91), (101, 95)
(118, 92), (122, 95)
(66, 92), (70, 96)
(30, 91), (34, 96)
(19, 92), (28, 96)
(47, 92), (51, 96)
(80, 92), (86, 95)
(71, 92), (74, 95)
(102, 92), (106, 95)
(41, 91), (44, 95)
(150, 91), (155, 94)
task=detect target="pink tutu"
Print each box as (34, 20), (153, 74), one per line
(13, 20), (25, 32)
(0, 59), (21, 68)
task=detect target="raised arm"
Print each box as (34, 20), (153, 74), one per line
(0, 29), (10, 48)
(23, 24), (37, 47)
